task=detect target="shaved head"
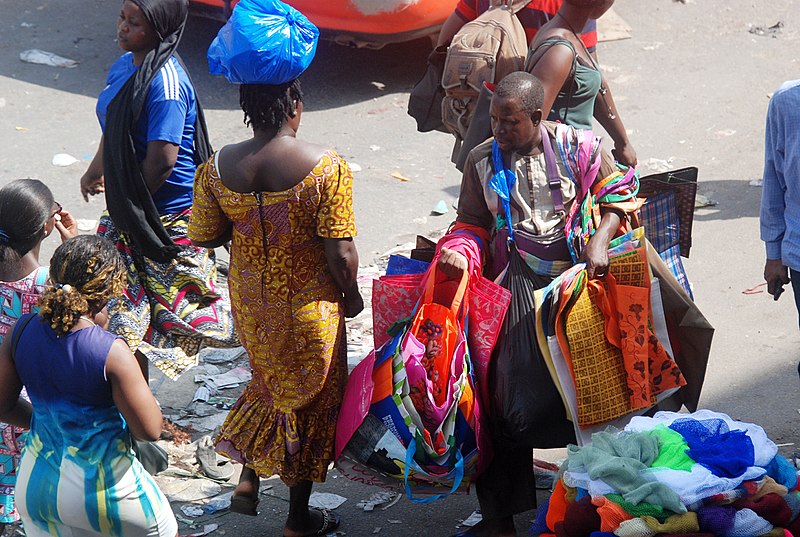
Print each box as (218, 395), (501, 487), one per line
(494, 72), (545, 117)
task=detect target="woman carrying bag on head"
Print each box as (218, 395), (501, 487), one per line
(79, 0), (238, 381)
(189, 2), (362, 535)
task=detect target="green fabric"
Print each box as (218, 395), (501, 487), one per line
(606, 494), (676, 523)
(567, 430), (687, 514)
(649, 424), (696, 471)
(549, 62), (601, 130)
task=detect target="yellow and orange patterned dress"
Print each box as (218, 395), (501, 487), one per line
(188, 149), (355, 485)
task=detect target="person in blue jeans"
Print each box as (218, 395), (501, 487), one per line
(761, 79), (800, 327)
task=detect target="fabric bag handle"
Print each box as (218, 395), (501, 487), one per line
(422, 262), (470, 320)
(403, 440), (465, 503)
(540, 124), (565, 214)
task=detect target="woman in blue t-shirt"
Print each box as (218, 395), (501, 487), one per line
(78, 0), (238, 380)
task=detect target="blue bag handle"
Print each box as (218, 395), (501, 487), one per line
(403, 440), (465, 503)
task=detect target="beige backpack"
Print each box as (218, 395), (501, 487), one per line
(441, 1), (527, 147)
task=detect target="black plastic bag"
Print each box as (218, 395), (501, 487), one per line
(490, 246), (576, 448)
(408, 46), (448, 133)
(132, 437), (169, 475)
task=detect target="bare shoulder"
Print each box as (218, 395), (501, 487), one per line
(104, 338), (136, 379)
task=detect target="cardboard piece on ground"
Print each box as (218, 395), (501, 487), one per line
(597, 8), (632, 42)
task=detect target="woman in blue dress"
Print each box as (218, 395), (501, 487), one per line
(0, 235), (177, 536)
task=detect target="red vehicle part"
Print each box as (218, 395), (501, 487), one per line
(188, 0), (451, 47)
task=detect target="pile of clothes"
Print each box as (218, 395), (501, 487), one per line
(532, 410), (800, 537)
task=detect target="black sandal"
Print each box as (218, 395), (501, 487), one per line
(283, 509), (341, 537)
(230, 493), (259, 516)
(312, 509), (340, 536)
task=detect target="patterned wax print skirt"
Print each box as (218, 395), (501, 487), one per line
(97, 211), (239, 379)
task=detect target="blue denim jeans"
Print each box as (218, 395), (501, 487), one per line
(791, 269), (800, 330)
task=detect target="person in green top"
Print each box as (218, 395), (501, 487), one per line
(527, 0), (637, 168)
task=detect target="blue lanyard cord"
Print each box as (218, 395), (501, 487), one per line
(488, 141), (517, 244)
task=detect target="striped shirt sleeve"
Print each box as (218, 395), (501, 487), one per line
(144, 59), (188, 145)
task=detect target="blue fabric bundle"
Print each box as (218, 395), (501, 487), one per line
(207, 0), (318, 84)
(668, 418), (755, 479)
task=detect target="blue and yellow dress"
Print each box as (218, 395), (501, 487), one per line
(12, 314), (177, 537)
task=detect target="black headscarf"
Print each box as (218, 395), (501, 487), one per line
(103, 0), (212, 263)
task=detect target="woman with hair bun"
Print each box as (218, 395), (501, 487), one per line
(0, 178), (76, 529)
(0, 235), (178, 536)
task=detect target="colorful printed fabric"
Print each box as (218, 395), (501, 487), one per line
(553, 124), (640, 262)
(97, 211), (239, 379)
(190, 150), (355, 485)
(14, 317), (177, 536)
(0, 266), (47, 523)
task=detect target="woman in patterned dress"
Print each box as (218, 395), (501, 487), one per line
(0, 179), (77, 528)
(189, 81), (363, 536)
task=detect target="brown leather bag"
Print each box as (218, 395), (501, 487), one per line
(441, 1), (527, 151)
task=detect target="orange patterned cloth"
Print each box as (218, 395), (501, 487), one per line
(564, 245), (685, 428)
(189, 149), (356, 485)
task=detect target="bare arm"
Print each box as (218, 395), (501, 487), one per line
(106, 339), (162, 442)
(436, 11), (468, 47)
(580, 207), (622, 278)
(323, 237), (363, 318)
(592, 75), (637, 167)
(141, 140), (179, 194)
(0, 324), (32, 429)
(80, 137), (106, 202)
(191, 225), (232, 249)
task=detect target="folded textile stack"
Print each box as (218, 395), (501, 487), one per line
(531, 410), (800, 537)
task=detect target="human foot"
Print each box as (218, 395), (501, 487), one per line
(283, 508), (341, 537)
(230, 466), (259, 516)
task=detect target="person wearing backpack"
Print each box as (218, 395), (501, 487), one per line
(436, 0), (598, 51)
(436, 0), (637, 170)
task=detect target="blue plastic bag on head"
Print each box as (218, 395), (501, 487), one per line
(207, 0), (318, 85)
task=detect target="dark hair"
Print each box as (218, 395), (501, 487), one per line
(0, 179), (54, 265)
(240, 80), (303, 135)
(38, 236), (126, 336)
(494, 72), (545, 116)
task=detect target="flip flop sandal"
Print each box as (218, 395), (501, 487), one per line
(195, 436), (235, 481)
(230, 493), (259, 516)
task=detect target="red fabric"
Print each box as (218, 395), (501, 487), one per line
(592, 495), (634, 532)
(733, 493), (793, 528)
(547, 480), (571, 531)
(453, 0), (598, 49)
(556, 496), (601, 537)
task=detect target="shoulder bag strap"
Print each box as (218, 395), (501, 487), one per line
(539, 124), (565, 214)
(10, 313), (36, 364)
(525, 38), (578, 125)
